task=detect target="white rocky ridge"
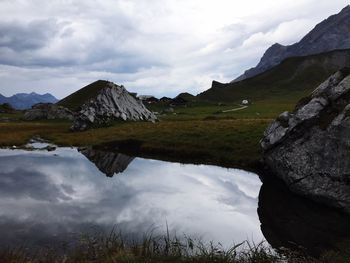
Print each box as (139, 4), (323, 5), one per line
(71, 82), (157, 131)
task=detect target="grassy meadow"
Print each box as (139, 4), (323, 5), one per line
(2, 227), (344, 263)
(0, 228), (328, 263)
(0, 99), (297, 170)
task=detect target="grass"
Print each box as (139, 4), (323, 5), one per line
(0, 117), (270, 170)
(57, 80), (111, 111)
(0, 95), (303, 170)
(0, 228), (319, 263)
(2, 228), (347, 262)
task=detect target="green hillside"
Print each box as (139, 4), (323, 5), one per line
(198, 49), (350, 103)
(57, 80), (110, 111)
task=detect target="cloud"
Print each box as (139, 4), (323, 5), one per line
(0, 0), (349, 98)
(0, 19), (59, 52)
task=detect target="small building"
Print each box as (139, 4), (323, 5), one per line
(241, 100), (249, 105)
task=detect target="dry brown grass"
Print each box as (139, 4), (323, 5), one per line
(0, 119), (271, 169)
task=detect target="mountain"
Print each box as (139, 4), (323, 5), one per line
(0, 92), (58, 110)
(234, 5), (350, 82)
(65, 80), (157, 131)
(198, 49), (350, 102)
(175, 92), (196, 102)
(58, 80), (119, 111)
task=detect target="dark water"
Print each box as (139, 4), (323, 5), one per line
(0, 144), (349, 257)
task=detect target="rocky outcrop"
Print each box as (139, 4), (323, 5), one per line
(234, 5), (350, 82)
(0, 103), (15, 114)
(71, 82), (157, 131)
(261, 68), (350, 213)
(23, 103), (74, 121)
(79, 147), (134, 177)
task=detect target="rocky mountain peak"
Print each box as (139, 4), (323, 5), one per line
(233, 6), (350, 82)
(71, 81), (157, 131)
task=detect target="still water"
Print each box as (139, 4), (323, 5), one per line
(0, 145), (264, 249)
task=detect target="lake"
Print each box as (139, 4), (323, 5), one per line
(0, 144), (263, 250)
(1, 144), (349, 258)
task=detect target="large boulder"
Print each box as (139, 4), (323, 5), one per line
(23, 103), (74, 121)
(261, 68), (350, 213)
(71, 82), (157, 131)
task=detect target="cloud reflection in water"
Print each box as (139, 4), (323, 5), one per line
(0, 147), (263, 248)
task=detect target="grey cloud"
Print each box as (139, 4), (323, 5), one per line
(0, 13), (165, 73)
(0, 155), (76, 201)
(0, 19), (59, 52)
(0, 0), (349, 98)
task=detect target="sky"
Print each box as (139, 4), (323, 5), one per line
(0, 0), (349, 99)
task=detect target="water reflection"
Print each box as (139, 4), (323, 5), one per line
(258, 176), (350, 258)
(79, 147), (134, 177)
(0, 147), (263, 249)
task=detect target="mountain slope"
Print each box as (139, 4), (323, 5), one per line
(175, 92), (196, 101)
(0, 92), (58, 110)
(57, 80), (112, 111)
(199, 49), (350, 102)
(234, 5), (350, 82)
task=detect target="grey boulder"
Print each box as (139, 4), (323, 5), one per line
(71, 82), (157, 131)
(24, 103), (74, 121)
(261, 68), (350, 213)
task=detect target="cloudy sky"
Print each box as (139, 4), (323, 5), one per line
(0, 0), (348, 99)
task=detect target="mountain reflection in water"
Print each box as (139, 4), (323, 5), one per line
(79, 147), (134, 177)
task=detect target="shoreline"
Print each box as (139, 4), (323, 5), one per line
(0, 119), (270, 172)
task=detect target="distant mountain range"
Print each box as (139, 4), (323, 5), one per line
(0, 92), (58, 110)
(233, 5), (350, 82)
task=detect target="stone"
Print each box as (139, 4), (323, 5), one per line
(71, 82), (157, 131)
(261, 68), (350, 213)
(44, 145), (56, 152)
(23, 103), (74, 121)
